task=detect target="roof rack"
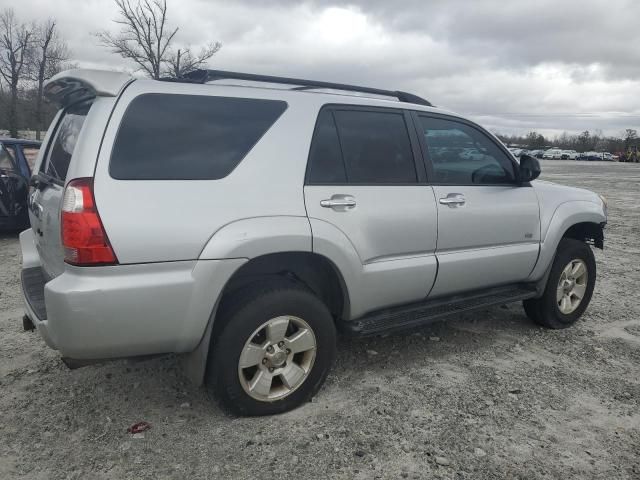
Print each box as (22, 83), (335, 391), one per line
(170, 69), (433, 107)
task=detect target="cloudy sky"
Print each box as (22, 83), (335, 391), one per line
(10, 0), (640, 137)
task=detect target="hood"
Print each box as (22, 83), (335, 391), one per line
(532, 180), (602, 205)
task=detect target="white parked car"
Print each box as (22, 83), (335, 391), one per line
(543, 149), (562, 159)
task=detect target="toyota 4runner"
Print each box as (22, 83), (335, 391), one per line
(20, 69), (607, 415)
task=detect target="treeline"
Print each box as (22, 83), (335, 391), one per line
(0, 9), (71, 139)
(495, 129), (639, 153)
(0, 1), (221, 139)
(0, 87), (59, 138)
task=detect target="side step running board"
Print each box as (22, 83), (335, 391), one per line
(341, 284), (538, 337)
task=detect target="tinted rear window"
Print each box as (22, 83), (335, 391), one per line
(44, 103), (90, 182)
(306, 108), (417, 184)
(110, 94), (287, 180)
(333, 109), (416, 184)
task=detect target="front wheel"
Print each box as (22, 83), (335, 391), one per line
(206, 281), (336, 416)
(523, 238), (596, 329)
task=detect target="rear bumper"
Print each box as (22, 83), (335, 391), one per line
(20, 229), (246, 359)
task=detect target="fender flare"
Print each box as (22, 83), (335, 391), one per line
(528, 200), (606, 282)
(199, 216), (312, 259)
(183, 216), (315, 385)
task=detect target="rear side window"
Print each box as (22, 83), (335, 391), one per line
(110, 94), (287, 180)
(306, 108), (417, 184)
(43, 103), (90, 182)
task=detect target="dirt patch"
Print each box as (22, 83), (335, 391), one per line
(1, 161), (639, 479)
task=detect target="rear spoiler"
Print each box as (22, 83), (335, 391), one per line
(44, 69), (134, 108)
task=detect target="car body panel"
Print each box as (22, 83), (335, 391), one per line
(430, 185), (540, 296)
(93, 80), (316, 264)
(308, 217), (438, 319)
(199, 216), (312, 259)
(33, 253), (245, 359)
(527, 180), (606, 281)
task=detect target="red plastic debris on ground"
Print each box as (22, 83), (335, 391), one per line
(127, 421), (151, 434)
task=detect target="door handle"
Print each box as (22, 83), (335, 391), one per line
(439, 193), (466, 207)
(320, 195), (356, 209)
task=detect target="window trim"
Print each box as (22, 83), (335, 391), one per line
(304, 104), (427, 186)
(108, 93), (288, 181)
(411, 111), (524, 187)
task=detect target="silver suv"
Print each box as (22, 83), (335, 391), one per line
(20, 69), (607, 415)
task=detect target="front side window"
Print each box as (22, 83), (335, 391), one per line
(418, 116), (516, 185)
(110, 94), (287, 180)
(44, 103), (91, 182)
(306, 107), (417, 184)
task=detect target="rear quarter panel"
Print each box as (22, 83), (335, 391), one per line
(93, 81), (319, 264)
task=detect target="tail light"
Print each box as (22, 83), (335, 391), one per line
(61, 178), (118, 266)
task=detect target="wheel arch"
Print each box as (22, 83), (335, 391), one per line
(182, 250), (351, 386)
(562, 221), (604, 249)
(529, 201), (605, 283)
(220, 251), (350, 321)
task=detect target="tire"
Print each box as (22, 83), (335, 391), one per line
(206, 279), (336, 416)
(523, 238), (596, 329)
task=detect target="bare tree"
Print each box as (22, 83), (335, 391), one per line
(97, 0), (220, 79)
(166, 41), (221, 77)
(623, 128), (638, 150)
(0, 9), (34, 137)
(31, 20), (69, 140)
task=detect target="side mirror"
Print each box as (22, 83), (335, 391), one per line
(519, 154), (541, 182)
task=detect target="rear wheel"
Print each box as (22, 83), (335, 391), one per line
(206, 280), (336, 416)
(523, 238), (596, 329)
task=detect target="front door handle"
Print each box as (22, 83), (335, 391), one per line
(320, 195), (356, 210)
(439, 193), (466, 207)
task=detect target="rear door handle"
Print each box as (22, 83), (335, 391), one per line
(439, 193), (466, 207)
(320, 195), (356, 210)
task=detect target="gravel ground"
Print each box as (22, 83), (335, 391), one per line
(1, 160), (639, 480)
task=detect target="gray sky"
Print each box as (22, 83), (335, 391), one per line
(10, 0), (640, 137)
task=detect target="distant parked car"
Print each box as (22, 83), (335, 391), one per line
(508, 148), (528, 158)
(0, 138), (41, 231)
(528, 149), (545, 159)
(560, 150), (578, 160)
(543, 149), (562, 159)
(578, 152), (603, 161)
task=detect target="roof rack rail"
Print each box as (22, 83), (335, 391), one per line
(170, 69), (433, 107)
